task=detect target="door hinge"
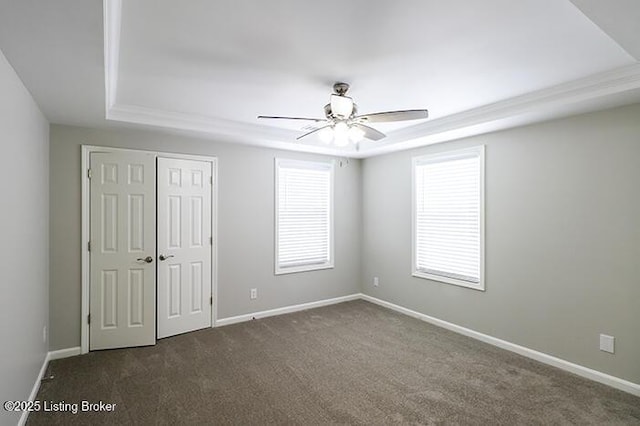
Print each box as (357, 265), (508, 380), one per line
(210, 296), (213, 306)
(209, 176), (213, 185)
(209, 236), (213, 245)
(87, 241), (91, 252)
(87, 169), (92, 179)
(87, 314), (91, 325)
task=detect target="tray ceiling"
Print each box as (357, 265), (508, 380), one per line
(1, 0), (640, 157)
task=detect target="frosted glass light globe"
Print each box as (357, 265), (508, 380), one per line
(333, 121), (350, 147)
(348, 126), (365, 142)
(318, 127), (333, 144)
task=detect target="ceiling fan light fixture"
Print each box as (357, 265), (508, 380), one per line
(318, 126), (333, 144)
(334, 121), (348, 135)
(333, 121), (350, 146)
(348, 126), (365, 142)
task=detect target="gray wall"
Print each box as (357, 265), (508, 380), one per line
(0, 50), (49, 425)
(362, 103), (640, 383)
(49, 125), (362, 350)
(49, 103), (640, 384)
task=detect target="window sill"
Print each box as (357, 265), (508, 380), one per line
(275, 262), (334, 275)
(412, 271), (485, 291)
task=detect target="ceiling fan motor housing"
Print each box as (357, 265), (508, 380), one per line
(324, 102), (358, 120)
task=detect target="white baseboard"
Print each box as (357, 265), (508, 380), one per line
(17, 352), (49, 426)
(18, 346), (82, 425)
(48, 347), (82, 361)
(360, 294), (640, 397)
(216, 293), (361, 327)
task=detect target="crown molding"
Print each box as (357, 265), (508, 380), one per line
(108, 104), (356, 156)
(358, 63), (640, 157)
(103, 0), (640, 158)
(103, 0), (121, 112)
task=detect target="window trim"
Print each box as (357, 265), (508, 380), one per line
(411, 146), (485, 291)
(275, 158), (335, 275)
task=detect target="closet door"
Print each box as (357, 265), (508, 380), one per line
(157, 158), (213, 338)
(89, 151), (156, 350)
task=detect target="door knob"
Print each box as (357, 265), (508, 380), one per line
(159, 254), (175, 261)
(136, 256), (153, 263)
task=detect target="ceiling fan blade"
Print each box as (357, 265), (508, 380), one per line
(356, 109), (429, 123)
(352, 123), (386, 141)
(258, 115), (327, 122)
(296, 125), (332, 141)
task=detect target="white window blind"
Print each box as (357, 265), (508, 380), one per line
(413, 147), (484, 290)
(275, 159), (334, 274)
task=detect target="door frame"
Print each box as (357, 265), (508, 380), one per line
(81, 145), (218, 354)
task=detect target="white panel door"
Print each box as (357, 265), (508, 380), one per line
(89, 151), (156, 350)
(157, 158), (212, 338)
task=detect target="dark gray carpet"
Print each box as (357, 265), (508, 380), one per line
(29, 300), (640, 425)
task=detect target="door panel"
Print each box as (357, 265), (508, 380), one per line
(90, 151), (156, 350)
(157, 158), (212, 338)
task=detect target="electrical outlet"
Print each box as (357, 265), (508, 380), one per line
(42, 326), (47, 343)
(599, 334), (614, 353)
(373, 276), (379, 287)
(250, 288), (258, 300)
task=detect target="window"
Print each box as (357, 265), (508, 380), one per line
(412, 146), (485, 290)
(275, 158), (334, 274)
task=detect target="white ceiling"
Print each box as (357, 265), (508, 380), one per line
(1, 0), (639, 157)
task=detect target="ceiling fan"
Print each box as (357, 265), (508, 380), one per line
(258, 82), (429, 147)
